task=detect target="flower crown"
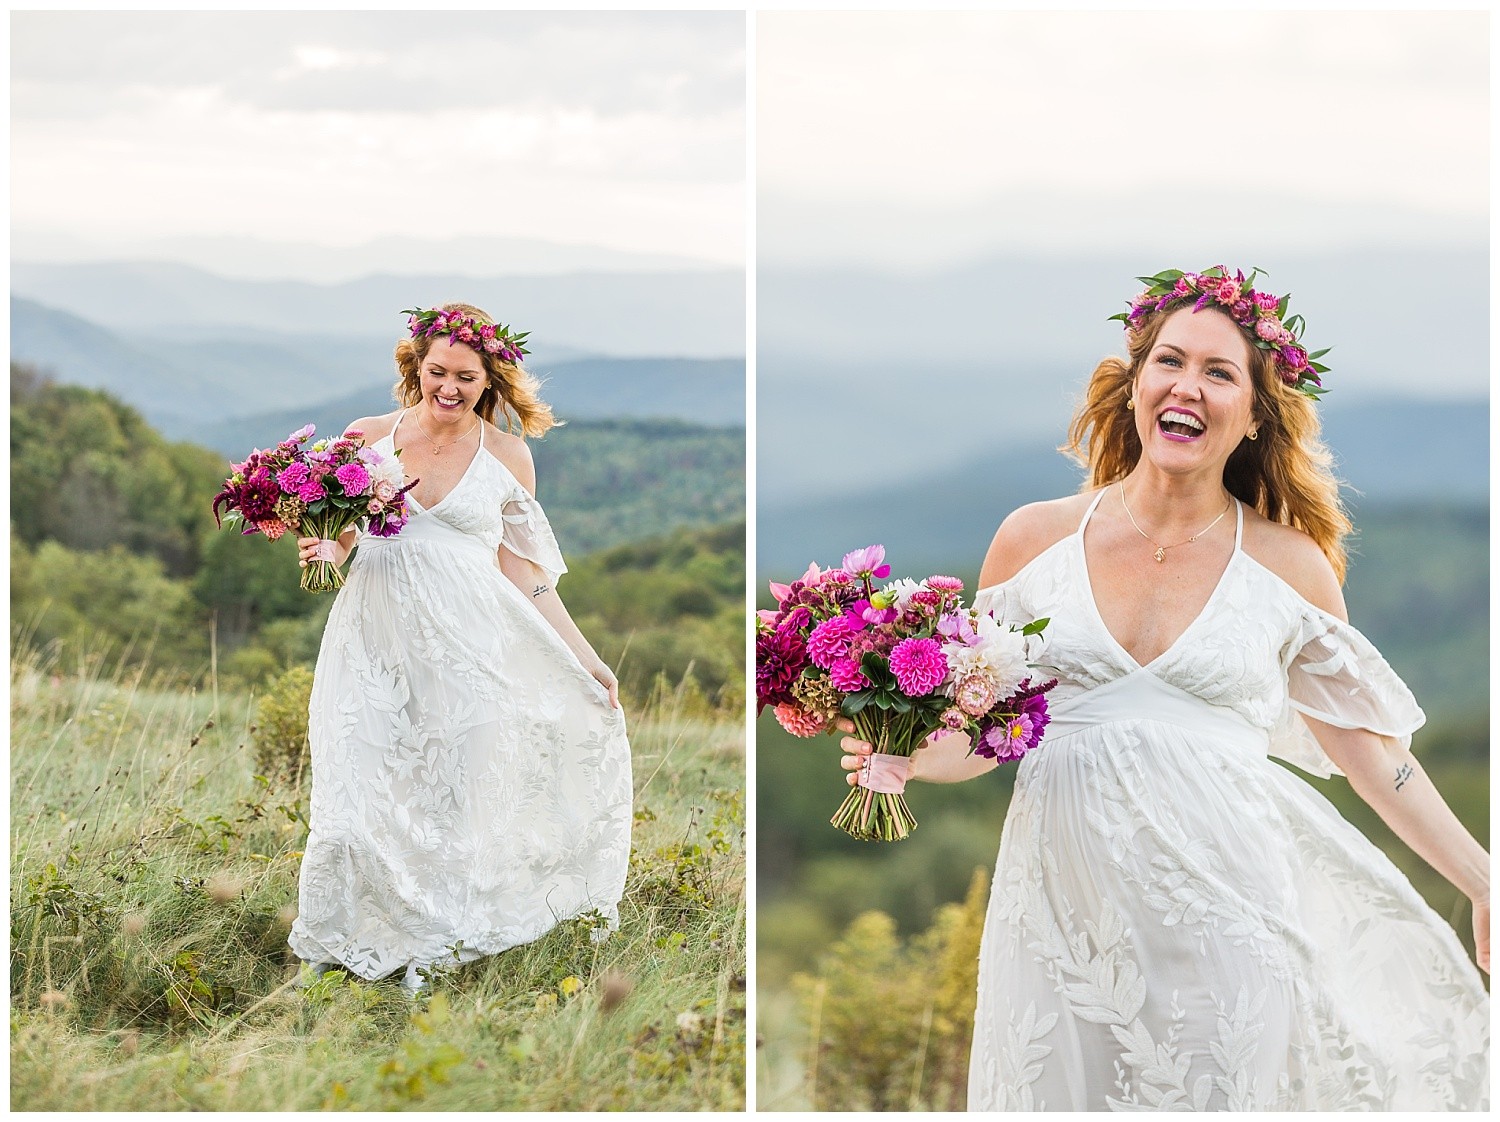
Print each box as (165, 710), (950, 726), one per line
(402, 306), (529, 365)
(1109, 266), (1329, 399)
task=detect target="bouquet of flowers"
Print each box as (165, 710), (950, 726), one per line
(756, 544), (1056, 842)
(212, 424), (416, 593)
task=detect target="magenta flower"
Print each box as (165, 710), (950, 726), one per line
(842, 599), (897, 630)
(829, 657), (869, 692)
(926, 575), (963, 593)
(842, 544), (891, 579)
(888, 637), (947, 697)
(298, 479), (327, 503)
(335, 463), (371, 496)
(276, 462), (311, 493)
(1255, 317), (1282, 342)
(1255, 291), (1280, 311)
(807, 617), (856, 670)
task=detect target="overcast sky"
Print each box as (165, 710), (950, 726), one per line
(12, 12), (744, 274)
(759, 10), (1487, 269)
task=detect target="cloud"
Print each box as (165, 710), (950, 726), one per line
(11, 11), (744, 268)
(758, 10), (1486, 267)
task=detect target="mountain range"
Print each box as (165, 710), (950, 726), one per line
(11, 296), (744, 451)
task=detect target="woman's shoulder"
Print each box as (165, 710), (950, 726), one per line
(1240, 506), (1347, 621)
(978, 492), (1094, 588)
(344, 410), (402, 445)
(482, 421), (537, 494)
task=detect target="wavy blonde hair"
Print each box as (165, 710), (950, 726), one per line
(393, 302), (558, 438)
(1062, 306), (1353, 582)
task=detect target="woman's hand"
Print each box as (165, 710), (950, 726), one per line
(588, 660), (621, 709)
(1471, 893), (1489, 974)
(297, 536), (349, 569)
(835, 718), (914, 787)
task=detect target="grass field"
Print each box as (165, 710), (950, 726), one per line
(11, 647), (745, 1111)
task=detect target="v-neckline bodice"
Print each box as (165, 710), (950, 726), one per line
(386, 408), (486, 515)
(1076, 487), (1244, 673)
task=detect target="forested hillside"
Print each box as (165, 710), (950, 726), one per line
(11, 365), (744, 706)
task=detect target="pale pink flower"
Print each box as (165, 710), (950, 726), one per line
(773, 703), (827, 738)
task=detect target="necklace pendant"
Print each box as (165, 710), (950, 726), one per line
(1154, 547), (1165, 563)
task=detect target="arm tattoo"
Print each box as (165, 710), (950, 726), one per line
(1394, 763), (1414, 791)
(532, 583), (550, 599)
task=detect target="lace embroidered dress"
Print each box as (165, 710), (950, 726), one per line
(968, 489), (1488, 1112)
(287, 412), (632, 982)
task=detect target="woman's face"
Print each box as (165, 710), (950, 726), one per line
(418, 336), (488, 420)
(1132, 307), (1257, 478)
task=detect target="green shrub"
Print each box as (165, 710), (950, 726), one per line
(254, 665), (314, 782)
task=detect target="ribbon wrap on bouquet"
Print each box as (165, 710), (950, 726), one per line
(299, 515), (356, 594)
(829, 709), (937, 842)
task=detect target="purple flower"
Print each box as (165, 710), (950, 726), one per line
(335, 462), (371, 496)
(888, 637), (948, 697)
(842, 544), (891, 579)
(828, 657), (869, 692)
(807, 617), (856, 670)
(842, 599), (897, 630)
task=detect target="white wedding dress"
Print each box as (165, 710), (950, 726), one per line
(968, 489), (1488, 1111)
(288, 413), (632, 983)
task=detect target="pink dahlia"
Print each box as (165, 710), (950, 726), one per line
(807, 617), (856, 669)
(829, 657), (869, 692)
(888, 638), (947, 697)
(298, 479), (327, 504)
(773, 702), (827, 738)
(276, 462), (311, 493)
(335, 462), (371, 497)
(256, 519), (288, 542)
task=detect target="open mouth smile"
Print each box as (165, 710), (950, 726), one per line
(1157, 409), (1205, 442)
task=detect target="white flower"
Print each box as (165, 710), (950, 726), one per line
(944, 614), (1029, 699)
(884, 578), (923, 612)
(368, 454), (405, 489)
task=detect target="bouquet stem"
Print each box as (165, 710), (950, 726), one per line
(299, 513), (355, 594)
(829, 710), (937, 842)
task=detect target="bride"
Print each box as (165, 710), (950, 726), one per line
(287, 303), (632, 995)
(837, 268), (1488, 1110)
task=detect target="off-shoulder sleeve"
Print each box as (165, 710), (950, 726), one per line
(499, 490), (569, 586)
(973, 583), (1008, 623)
(1269, 606), (1426, 778)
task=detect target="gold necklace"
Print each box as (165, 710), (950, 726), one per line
(1118, 482), (1232, 563)
(415, 412), (479, 456)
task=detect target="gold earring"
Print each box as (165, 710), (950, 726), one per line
(1126, 398), (1135, 411)
(1247, 428), (1259, 441)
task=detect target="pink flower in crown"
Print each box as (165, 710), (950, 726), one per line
(1214, 278), (1240, 303)
(1131, 290), (1156, 311)
(842, 544), (891, 579)
(888, 638), (948, 697)
(1172, 277), (1192, 297)
(335, 462), (371, 496)
(1280, 343), (1308, 371)
(484, 337), (503, 354)
(773, 702), (827, 738)
(1230, 299), (1252, 322)
(454, 325), (477, 345)
(1255, 318), (1282, 342)
(479, 323), (496, 340)
(829, 657), (869, 692)
(1255, 291), (1280, 312)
